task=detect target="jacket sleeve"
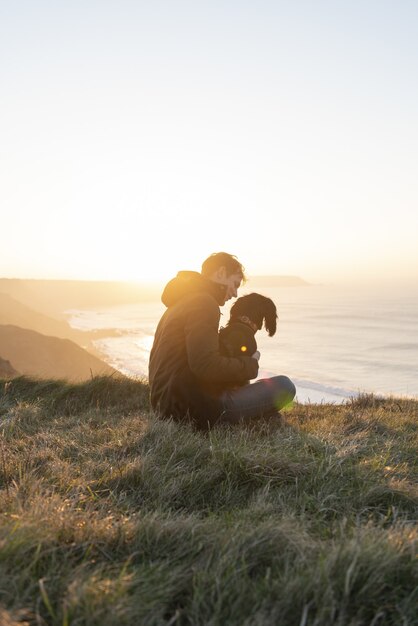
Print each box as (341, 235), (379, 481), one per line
(184, 294), (259, 383)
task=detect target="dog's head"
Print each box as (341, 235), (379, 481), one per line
(229, 292), (278, 336)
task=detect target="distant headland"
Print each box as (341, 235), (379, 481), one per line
(0, 278), (160, 316)
(0, 276), (309, 316)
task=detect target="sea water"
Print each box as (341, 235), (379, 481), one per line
(66, 284), (418, 404)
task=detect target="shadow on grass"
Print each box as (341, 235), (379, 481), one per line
(96, 411), (418, 525)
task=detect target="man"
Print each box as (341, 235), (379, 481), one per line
(148, 252), (296, 430)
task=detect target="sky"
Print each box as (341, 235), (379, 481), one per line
(1, 0), (418, 286)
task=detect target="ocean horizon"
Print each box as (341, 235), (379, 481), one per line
(66, 283), (418, 404)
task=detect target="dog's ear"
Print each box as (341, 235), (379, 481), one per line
(263, 297), (278, 336)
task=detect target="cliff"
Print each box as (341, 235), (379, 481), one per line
(0, 356), (19, 379)
(0, 325), (119, 381)
(0, 292), (91, 345)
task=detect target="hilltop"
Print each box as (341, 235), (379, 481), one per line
(0, 285), (125, 381)
(0, 376), (416, 625)
(0, 292), (95, 346)
(0, 357), (18, 378)
(0, 278), (160, 317)
(0, 325), (118, 381)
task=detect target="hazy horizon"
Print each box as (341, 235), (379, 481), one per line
(1, 1), (418, 286)
(1, 272), (416, 291)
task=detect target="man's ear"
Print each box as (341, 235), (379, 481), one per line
(213, 266), (227, 282)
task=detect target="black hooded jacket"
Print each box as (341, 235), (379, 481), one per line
(148, 271), (259, 429)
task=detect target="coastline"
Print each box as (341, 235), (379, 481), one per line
(68, 321), (359, 405)
(65, 285), (418, 404)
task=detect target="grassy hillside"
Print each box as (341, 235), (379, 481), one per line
(0, 326), (118, 382)
(0, 293), (90, 346)
(0, 377), (416, 625)
(0, 292), (125, 355)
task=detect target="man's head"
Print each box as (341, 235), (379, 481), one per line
(201, 252), (246, 304)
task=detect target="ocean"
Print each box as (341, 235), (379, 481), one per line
(66, 283), (418, 404)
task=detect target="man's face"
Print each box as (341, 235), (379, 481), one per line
(223, 273), (242, 302)
(211, 267), (242, 303)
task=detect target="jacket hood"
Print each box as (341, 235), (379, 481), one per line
(161, 271), (227, 307)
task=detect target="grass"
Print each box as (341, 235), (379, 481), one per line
(0, 377), (417, 625)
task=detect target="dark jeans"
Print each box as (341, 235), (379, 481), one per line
(218, 376), (296, 425)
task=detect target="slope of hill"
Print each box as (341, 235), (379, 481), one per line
(0, 325), (119, 381)
(0, 292), (91, 343)
(0, 356), (19, 378)
(0, 291), (121, 356)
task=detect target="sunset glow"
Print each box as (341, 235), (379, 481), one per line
(1, 2), (418, 285)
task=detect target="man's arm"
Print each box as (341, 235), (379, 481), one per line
(184, 294), (258, 384)
(219, 325), (258, 359)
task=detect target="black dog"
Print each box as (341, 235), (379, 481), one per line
(219, 292), (278, 359)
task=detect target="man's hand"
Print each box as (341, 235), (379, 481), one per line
(252, 350), (260, 361)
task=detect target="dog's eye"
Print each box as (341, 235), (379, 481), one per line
(240, 345), (247, 352)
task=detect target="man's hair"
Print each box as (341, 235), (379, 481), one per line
(201, 252), (247, 281)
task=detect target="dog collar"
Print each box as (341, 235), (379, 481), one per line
(237, 315), (258, 333)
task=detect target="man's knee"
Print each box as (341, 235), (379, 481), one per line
(276, 375), (296, 402)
